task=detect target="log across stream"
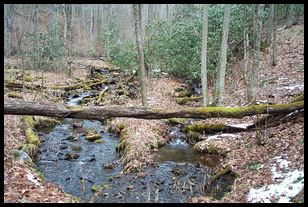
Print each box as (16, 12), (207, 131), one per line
(35, 91), (235, 203)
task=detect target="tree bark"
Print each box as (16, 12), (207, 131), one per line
(243, 4), (249, 85)
(4, 100), (303, 121)
(271, 4), (277, 66)
(248, 4), (264, 102)
(286, 4), (295, 28)
(266, 4), (275, 47)
(213, 4), (231, 106)
(133, 4), (148, 107)
(201, 4), (209, 106)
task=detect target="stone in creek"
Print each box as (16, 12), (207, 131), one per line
(59, 145), (68, 150)
(73, 122), (83, 128)
(64, 153), (80, 160)
(127, 185), (134, 191)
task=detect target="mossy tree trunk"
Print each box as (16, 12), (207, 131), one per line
(201, 4), (209, 106)
(248, 4), (264, 103)
(213, 4), (231, 106)
(4, 100), (303, 121)
(133, 4), (148, 107)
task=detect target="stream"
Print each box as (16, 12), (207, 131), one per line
(35, 91), (235, 203)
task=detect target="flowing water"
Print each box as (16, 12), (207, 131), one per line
(36, 91), (235, 203)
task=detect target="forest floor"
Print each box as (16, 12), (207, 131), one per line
(3, 19), (304, 203)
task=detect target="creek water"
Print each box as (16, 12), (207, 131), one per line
(35, 91), (235, 203)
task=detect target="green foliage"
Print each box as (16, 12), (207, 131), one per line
(99, 21), (138, 72)
(21, 32), (65, 71)
(245, 161), (263, 170)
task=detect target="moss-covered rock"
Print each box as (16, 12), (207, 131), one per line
(85, 134), (102, 141)
(12, 149), (33, 163)
(71, 146), (82, 151)
(20, 143), (40, 158)
(7, 91), (22, 99)
(94, 139), (104, 143)
(35, 116), (61, 128)
(193, 142), (228, 157)
(187, 130), (202, 142)
(177, 90), (191, 97)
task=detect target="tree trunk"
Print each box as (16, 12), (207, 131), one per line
(133, 4), (148, 107)
(286, 4), (295, 28)
(201, 4), (209, 106)
(266, 4), (274, 48)
(248, 4), (264, 103)
(213, 4), (231, 106)
(4, 100), (303, 121)
(243, 4), (249, 85)
(62, 4), (67, 50)
(271, 4), (277, 67)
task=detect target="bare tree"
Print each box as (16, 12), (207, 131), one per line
(243, 4), (249, 85)
(266, 4), (275, 47)
(213, 4), (231, 106)
(271, 4), (277, 67)
(286, 4), (295, 28)
(201, 4), (209, 106)
(133, 4), (148, 107)
(248, 4), (264, 102)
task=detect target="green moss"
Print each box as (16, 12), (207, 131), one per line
(187, 130), (202, 142)
(71, 146), (82, 151)
(68, 106), (83, 112)
(94, 139), (104, 143)
(177, 90), (190, 97)
(166, 118), (187, 125)
(23, 75), (32, 82)
(176, 96), (202, 105)
(193, 143), (228, 157)
(184, 123), (227, 133)
(20, 143), (39, 158)
(26, 128), (41, 146)
(7, 91), (22, 99)
(116, 140), (126, 154)
(157, 140), (166, 147)
(91, 185), (100, 192)
(29, 166), (45, 181)
(210, 165), (232, 185)
(85, 134), (102, 141)
(35, 117), (61, 128)
(290, 93), (304, 103)
(22, 116), (37, 128)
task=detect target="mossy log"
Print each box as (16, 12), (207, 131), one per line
(290, 93), (304, 103)
(7, 91), (23, 99)
(5, 100), (304, 121)
(176, 96), (203, 105)
(5, 80), (45, 90)
(184, 123), (248, 133)
(209, 165), (232, 185)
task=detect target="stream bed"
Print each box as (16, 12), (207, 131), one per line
(35, 91), (235, 203)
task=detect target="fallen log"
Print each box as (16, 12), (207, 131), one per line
(4, 100), (304, 121)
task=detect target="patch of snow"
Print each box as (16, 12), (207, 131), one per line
(27, 172), (41, 186)
(277, 84), (304, 91)
(247, 155), (304, 203)
(207, 133), (240, 140)
(228, 123), (254, 129)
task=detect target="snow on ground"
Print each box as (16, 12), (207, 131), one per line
(247, 155), (304, 203)
(206, 133), (240, 140)
(227, 123), (254, 129)
(276, 84), (304, 91)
